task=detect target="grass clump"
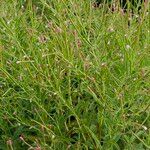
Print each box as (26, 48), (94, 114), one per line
(0, 0), (150, 149)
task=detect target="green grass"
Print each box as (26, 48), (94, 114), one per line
(0, 0), (150, 149)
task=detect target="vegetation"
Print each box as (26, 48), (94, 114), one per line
(0, 0), (149, 149)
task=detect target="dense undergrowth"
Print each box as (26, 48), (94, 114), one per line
(0, 0), (150, 149)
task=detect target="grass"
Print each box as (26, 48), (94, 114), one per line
(0, 0), (150, 149)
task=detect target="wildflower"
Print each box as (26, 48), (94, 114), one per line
(47, 21), (53, 28)
(84, 57), (92, 70)
(118, 93), (123, 100)
(41, 125), (45, 132)
(77, 39), (82, 48)
(118, 53), (123, 57)
(108, 27), (114, 32)
(18, 75), (23, 81)
(18, 123), (21, 126)
(73, 30), (77, 36)
(23, 55), (28, 59)
(48, 124), (53, 129)
(6, 60), (12, 65)
(65, 20), (71, 27)
(0, 84), (3, 88)
(7, 139), (12, 145)
(121, 58), (124, 62)
(53, 92), (57, 96)
(19, 135), (24, 141)
(52, 135), (55, 139)
(128, 17), (132, 21)
(16, 61), (21, 64)
(142, 125), (148, 131)
(35, 146), (41, 150)
(101, 62), (107, 67)
(38, 35), (47, 43)
(92, 2), (101, 8)
(134, 14), (139, 18)
(67, 145), (71, 149)
(7, 21), (10, 24)
(126, 45), (131, 49)
(54, 26), (62, 33)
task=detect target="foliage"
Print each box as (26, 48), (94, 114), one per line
(0, 0), (149, 149)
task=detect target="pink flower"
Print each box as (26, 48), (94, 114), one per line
(54, 27), (62, 33)
(77, 39), (82, 48)
(47, 21), (53, 28)
(7, 139), (12, 145)
(19, 135), (24, 141)
(35, 146), (41, 150)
